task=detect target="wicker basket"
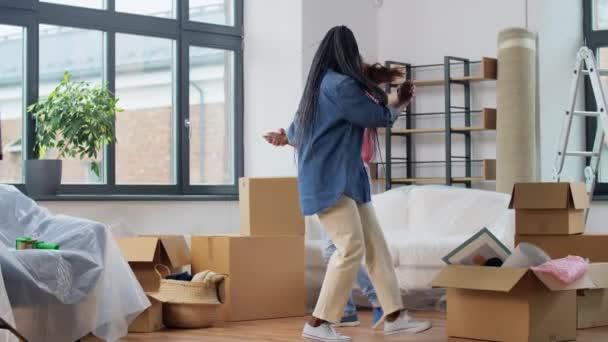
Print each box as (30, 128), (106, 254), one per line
(150, 265), (225, 329)
(163, 303), (218, 329)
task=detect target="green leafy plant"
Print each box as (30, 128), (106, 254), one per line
(27, 71), (122, 178)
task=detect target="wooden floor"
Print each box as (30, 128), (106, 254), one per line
(85, 311), (608, 341)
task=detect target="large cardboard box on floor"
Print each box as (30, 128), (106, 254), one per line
(515, 234), (608, 262)
(117, 235), (191, 292)
(509, 182), (588, 235)
(128, 295), (163, 333)
(191, 235), (305, 321)
(431, 265), (598, 341)
(578, 263), (608, 329)
(239, 177), (304, 236)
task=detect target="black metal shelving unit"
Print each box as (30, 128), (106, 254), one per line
(381, 56), (496, 191)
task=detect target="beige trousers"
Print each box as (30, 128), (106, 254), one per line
(313, 195), (404, 323)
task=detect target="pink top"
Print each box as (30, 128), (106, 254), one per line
(532, 255), (589, 285)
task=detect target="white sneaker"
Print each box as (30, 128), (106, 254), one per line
(383, 311), (432, 336)
(302, 323), (353, 342)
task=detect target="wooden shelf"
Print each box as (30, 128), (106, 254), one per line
(380, 108), (496, 135)
(400, 57), (498, 87)
(371, 159), (496, 183)
(390, 128), (445, 134)
(372, 177), (445, 184)
(453, 177), (485, 182)
(412, 79), (444, 87)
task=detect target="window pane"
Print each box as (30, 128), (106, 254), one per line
(116, 34), (175, 185)
(189, 46), (234, 185)
(116, 0), (175, 19)
(190, 0), (234, 26)
(39, 25), (105, 184)
(0, 25), (24, 184)
(42, 0), (102, 9)
(595, 0), (608, 30)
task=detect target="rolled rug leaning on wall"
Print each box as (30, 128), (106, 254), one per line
(496, 28), (538, 193)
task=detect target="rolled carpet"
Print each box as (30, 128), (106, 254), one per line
(496, 27), (538, 194)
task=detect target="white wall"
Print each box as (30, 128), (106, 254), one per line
(378, 0), (526, 63)
(376, 0), (525, 186)
(528, 0), (585, 182)
(301, 0), (379, 79)
(44, 200), (240, 236)
(244, 0), (303, 177)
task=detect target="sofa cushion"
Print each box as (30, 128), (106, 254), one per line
(371, 186), (414, 233)
(408, 185), (511, 236)
(305, 238), (400, 269)
(395, 233), (480, 268)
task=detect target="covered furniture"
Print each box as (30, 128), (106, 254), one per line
(305, 185), (514, 310)
(0, 185), (149, 342)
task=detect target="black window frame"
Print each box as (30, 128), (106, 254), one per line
(584, 0), (608, 199)
(0, 0), (244, 200)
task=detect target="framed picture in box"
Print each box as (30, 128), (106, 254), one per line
(442, 227), (511, 266)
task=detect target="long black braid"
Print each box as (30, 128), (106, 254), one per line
(292, 26), (387, 147)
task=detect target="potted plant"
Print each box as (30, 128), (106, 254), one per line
(26, 71), (122, 196)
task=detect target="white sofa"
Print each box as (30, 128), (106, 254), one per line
(305, 185), (514, 309)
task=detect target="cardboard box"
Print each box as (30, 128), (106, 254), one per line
(578, 263), (608, 329)
(239, 177), (304, 236)
(509, 182), (588, 235)
(515, 234), (608, 262)
(129, 296), (163, 333)
(191, 235), (305, 321)
(431, 265), (597, 341)
(117, 236), (191, 292)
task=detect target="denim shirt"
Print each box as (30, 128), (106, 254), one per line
(288, 70), (399, 216)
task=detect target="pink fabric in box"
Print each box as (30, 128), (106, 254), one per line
(532, 255), (589, 285)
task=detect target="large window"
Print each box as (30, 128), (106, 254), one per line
(584, 0), (608, 198)
(594, 0), (608, 30)
(190, 0), (234, 26)
(189, 46), (235, 185)
(42, 0), (101, 9)
(115, 34), (176, 185)
(39, 25), (105, 184)
(116, 1), (176, 19)
(0, 24), (24, 184)
(0, 0), (243, 198)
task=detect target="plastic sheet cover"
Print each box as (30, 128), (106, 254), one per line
(0, 185), (149, 342)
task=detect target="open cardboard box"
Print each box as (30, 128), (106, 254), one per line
(509, 182), (588, 235)
(128, 295), (163, 333)
(578, 263), (608, 329)
(191, 235), (306, 321)
(116, 235), (191, 292)
(432, 264), (608, 341)
(515, 234), (608, 262)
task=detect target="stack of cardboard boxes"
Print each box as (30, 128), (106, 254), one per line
(191, 177), (306, 321)
(432, 182), (608, 340)
(513, 182), (608, 262)
(512, 182), (608, 330)
(117, 235), (191, 332)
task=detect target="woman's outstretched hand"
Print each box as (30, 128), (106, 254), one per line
(263, 128), (289, 146)
(389, 80), (416, 110)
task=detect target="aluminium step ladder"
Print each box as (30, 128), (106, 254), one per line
(553, 47), (608, 221)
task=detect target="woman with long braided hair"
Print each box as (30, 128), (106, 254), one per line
(264, 26), (431, 342)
